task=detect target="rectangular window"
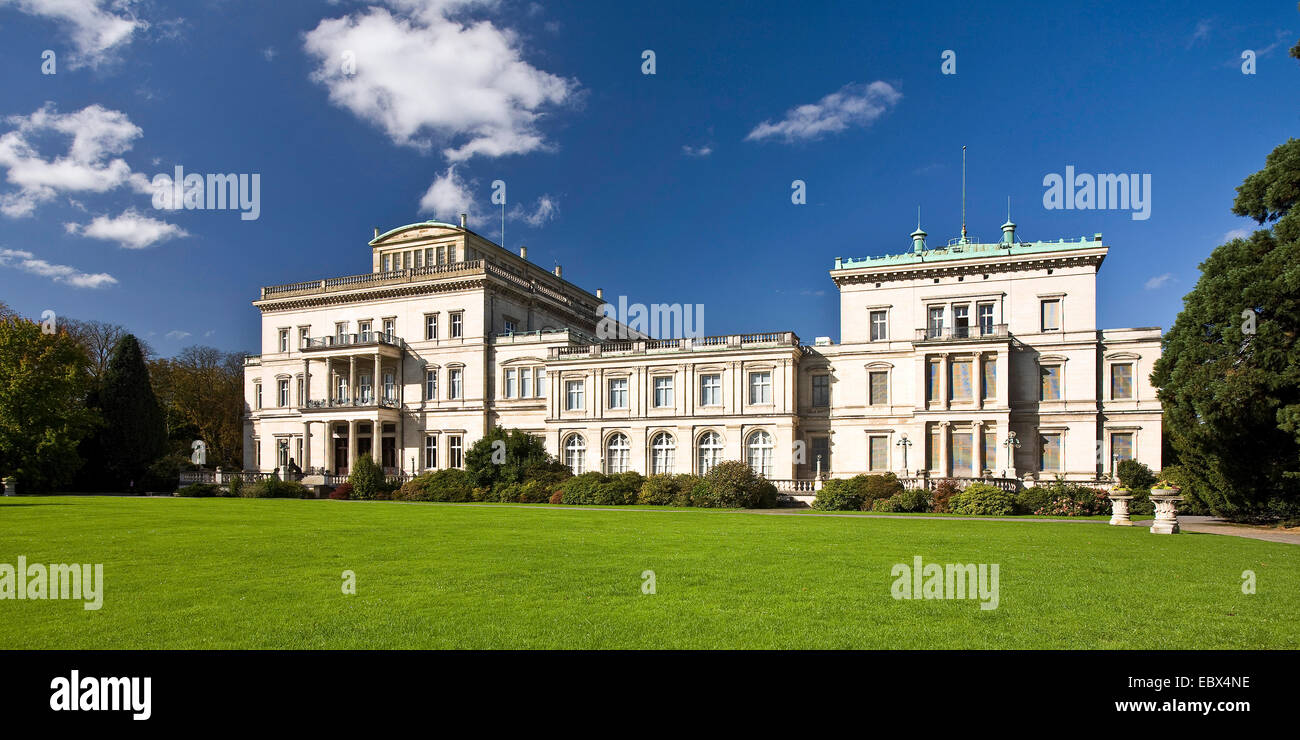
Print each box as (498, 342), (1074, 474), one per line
(450, 312), (463, 338)
(951, 360), (973, 401)
(811, 437), (830, 473)
(748, 371), (772, 405)
(449, 368), (462, 400)
(383, 372), (395, 401)
(424, 436), (437, 469)
(870, 310), (887, 341)
(982, 359), (996, 401)
(358, 321), (372, 341)
(699, 374), (721, 406)
(869, 435), (889, 471)
(1041, 299), (1061, 332)
(278, 329), (289, 353)
(978, 304), (994, 335)
(566, 380), (584, 411)
(424, 247), (433, 266)
(278, 379), (289, 407)
(927, 360), (941, 402)
(953, 305), (970, 339)
(505, 369), (517, 399)
(425, 314), (438, 340)
(425, 369), (437, 400)
(449, 435), (463, 468)
(413, 250), (423, 268)
(811, 374), (830, 407)
(296, 377), (303, 405)
(335, 322), (347, 343)
(503, 319), (516, 334)
(254, 383), (262, 410)
(869, 370), (888, 405)
(653, 376), (673, 408)
(608, 377), (628, 409)
(520, 368), (532, 398)
(447, 245), (456, 262)
(299, 327), (310, 348)
(1111, 432), (1134, 464)
(928, 428), (941, 471)
(1111, 363), (1134, 400)
(1040, 365), (1061, 401)
(383, 318), (395, 338)
(335, 374), (346, 401)
(536, 368), (546, 397)
(951, 433), (973, 476)
(1040, 433), (1062, 471)
(927, 306), (944, 338)
(254, 439), (261, 468)
(382, 254), (392, 272)
(982, 428), (997, 473)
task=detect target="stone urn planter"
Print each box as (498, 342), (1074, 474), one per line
(2, 476), (15, 496)
(1149, 483), (1183, 534)
(1106, 487), (1134, 526)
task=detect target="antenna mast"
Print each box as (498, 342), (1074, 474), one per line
(961, 145), (967, 243)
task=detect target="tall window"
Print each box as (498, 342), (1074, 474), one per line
(278, 379), (289, 407)
(503, 319), (516, 335)
(697, 431), (723, 475)
(869, 371), (888, 405)
(608, 377), (628, 409)
(425, 369), (437, 400)
(424, 436), (438, 469)
(811, 437), (830, 473)
(1040, 365), (1061, 401)
(605, 433), (630, 474)
(870, 310), (887, 341)
(1111, 432), (1134, 466)
(520, 368), (532, 398)
(564, 435), (586, 473)
(1111, 363), (1133, 400)
(358, 321), (372, 341)
(296, 377), (304, 405)
(951, 433), (973, 476)
(978, 304), (994, 335)
(951, 360), (973, 401)
(982, 428), (997, 474)
(449, 368), (463, 400)
(982, 359), (996, 401)
(382, 254), (392, 272)
(927, 360), (941, 402)
(927, 306), (944, 338)
(536, 368), (546, 397)
(747, 430), (773, 478)
(653, 376), (673, 408)
(335, 374), (347, 402)
(450, 312), (463, 338)
(382, 318), (395, 338)
(383, 372), (395, 401)
(1041, 299), (1061, 332)
(812, 374), (830, 407)
(255, 383), (262, 409)
(566, 380), (585, 411)
(278, 330), (289, 353)
(869, 435), (889, 471)
(299, 327), (310, 348)
(335, 322), (347, 343)
(699, 374), (721, 406)
(1040, 433), (1062, 471)
(651, 432), (675, 474)
(505, 369), (517, 399)
(953, 305), (970, 338)
(359, 373), (372, 403)
(929, 428), (942, 471)
(748, 371), (772, 404)
(425, 314), (438, 340)
(449, 435), (463, 468)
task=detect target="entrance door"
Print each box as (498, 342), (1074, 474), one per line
(382, 437), (397, 470)
(333, 438), (348, 475)
(358, 437), (373, 461)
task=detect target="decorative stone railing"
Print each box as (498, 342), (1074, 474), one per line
(914, 324), (1009, 342)
(300, 398), (400, 410)
(898, 476), (1020, 493)
(771, 479), (817, 493)
(301, 332), (405, 351)
(548, 331), (801, 360)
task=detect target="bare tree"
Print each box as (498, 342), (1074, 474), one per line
(62, 319), (127, 380)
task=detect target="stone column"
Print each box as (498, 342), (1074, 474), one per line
(972, 421), (984, 475)
(938, 421), (950, 478)
(303, 358), (310, 405)
(940, 353), (950, 410)
(373, 354), (381, 403)
(348, 356), (357, 404)
(347, 419), (358, 474)
(325, 421), (334, 474)
(302, 421), (312, 472)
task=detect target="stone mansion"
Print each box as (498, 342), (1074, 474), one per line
(243, 214), (1162, 487)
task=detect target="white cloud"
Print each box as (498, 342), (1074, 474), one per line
(262, 46), (278, 61)
(745, 81), (901, 144)
(1190, 19), (1212, 46)
(65, 208), (188, 249)
(0, 0), (147, 69)
(0, 103), (150, 217)
(164, 329), (191, 341)
(682, 144), (713, 157)
(303, 1), (577, 162)
(0, 247), (116, 288)
(1144, 273), (1174, 290)
(508, 194), (558, 227)
(1223, 227), (1252, 242)
(418, 166), (477, 221)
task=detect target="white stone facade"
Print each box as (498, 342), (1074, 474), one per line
(244, 219), (1162, 485)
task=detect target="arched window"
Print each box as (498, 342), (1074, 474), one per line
(564, 434), (586, 474)
(650, 432), (676, 475)
(697, 431), (723, 475)
(747, 430), (774, 478)
(605, 433), (630, 474)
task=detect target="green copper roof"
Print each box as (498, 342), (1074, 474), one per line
(834, 234), (1104, 270)
(370, 220), (461, 245)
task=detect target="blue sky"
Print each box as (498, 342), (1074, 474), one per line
(0, 0), (1295, 354)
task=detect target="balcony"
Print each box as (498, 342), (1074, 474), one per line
(914, 324), (1008, 343)
(548, 331), (801, 360)
(300, 397), (401, 411)
(300, 332), (406, 351)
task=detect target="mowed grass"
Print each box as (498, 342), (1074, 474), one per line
(0, 496), (1296, 649)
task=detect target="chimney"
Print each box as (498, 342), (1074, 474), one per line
(553, 264), (562, 278)
(1001, 218), (1017, 246)
(373, 226), (380, 238)
(459, 213), (467, 228)
(519, 245), (527, 260)
(596, 288), (603, 299)
(910, 225), (927, 253)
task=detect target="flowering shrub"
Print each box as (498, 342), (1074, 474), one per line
(930, 479), (960, 513)
(1035, 481), (1110, 516)
(329, 482), (353, 500)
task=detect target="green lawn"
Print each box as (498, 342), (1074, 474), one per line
(1, 496), (1295, 649)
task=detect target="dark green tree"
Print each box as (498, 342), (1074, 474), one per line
(466, 426), (569, 489)
(86, 335), (167, 491)
(0, 316), (99, 491)
(1151, 137), (1300, 521)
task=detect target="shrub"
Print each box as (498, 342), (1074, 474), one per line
(492, 482), (524, 503)
(466, 427), (570, 489)
(560, 472), (607, 505)
(673, 475), (701, 506)
(518, 480), (553, 504)
(812, 477), (868, 511)
(637, 474), (679, 506)
(225, 476), (243, 498)
(548, 490), (563, 505)
(871, 496), (901, 512)
(1015, 486), (1053, 515)
(1117, 459), (1157, 492)
(594, 472), (644, 506)
(348, 455), (384, 500)
(891, 488), (931, 513)
(930, 479), (960, 513)
(696, 461), (775, 508)
(1040, 484), (1109, 516)
(247, 478), (308, 499)
(329, 482), (353, 500)
(396, 469), (473, 502)
(950, 483), (1016, 516)
(176, 483), (219, 497)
